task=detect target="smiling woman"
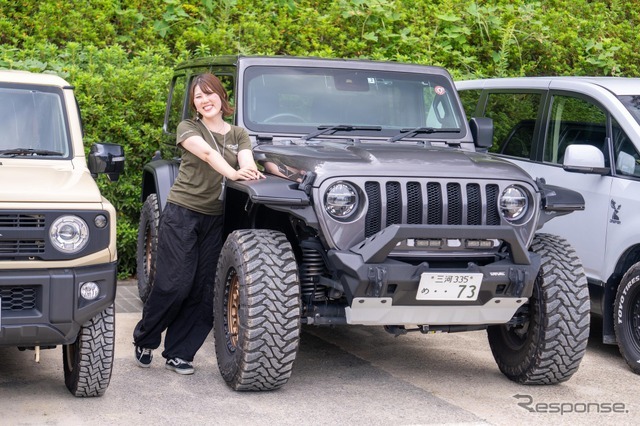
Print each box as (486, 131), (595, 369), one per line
(132, 72), (263, 376)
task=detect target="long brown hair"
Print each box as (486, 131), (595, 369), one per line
(189, 73), (235, 119)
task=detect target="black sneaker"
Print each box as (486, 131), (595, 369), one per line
(165, 357), (194, 375)
(135, 346), (153, 368)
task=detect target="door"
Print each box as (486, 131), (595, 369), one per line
(480, 90), (613, 281)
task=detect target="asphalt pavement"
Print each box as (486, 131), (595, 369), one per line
(0, 281), (637, 425)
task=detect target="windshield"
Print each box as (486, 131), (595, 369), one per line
(619, 95), (640, 126)
(0, 86), (70, 158)
(243, 66), (464, 139)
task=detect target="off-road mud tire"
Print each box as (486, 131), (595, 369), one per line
(136, 193), (160, 302)
(487, 233), (590, 384)
(614, 261), (640, 374)
(63, 304), (115, 397)
(214, 229), (301, 391)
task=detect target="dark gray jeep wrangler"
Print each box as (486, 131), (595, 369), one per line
(138, 55), (590, 391)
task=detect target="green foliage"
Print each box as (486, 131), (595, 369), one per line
(0, 39), (172, 279)
(66, 45), (173, 278)
(114, 216), (140, 279)
(2, 0), (640, 279)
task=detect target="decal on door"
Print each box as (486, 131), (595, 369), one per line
(610, 199), (622, 224)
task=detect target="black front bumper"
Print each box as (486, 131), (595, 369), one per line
(327, 224), (541, 326)
(0, 262), (117, 347)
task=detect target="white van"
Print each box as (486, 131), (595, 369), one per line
(456, 77), (640, 374)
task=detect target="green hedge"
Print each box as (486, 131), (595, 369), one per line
(1, 0), (639, 279)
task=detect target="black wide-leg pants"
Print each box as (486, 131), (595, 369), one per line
(133, 202), (223, 362)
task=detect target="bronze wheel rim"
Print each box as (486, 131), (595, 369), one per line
(144, 227), (152, 276)
(226, 271), (240, 349)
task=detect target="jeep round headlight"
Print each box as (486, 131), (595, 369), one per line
(325, 182), (359, 220)
(50, 215), (89, 253)
(499, 186), (529, 221)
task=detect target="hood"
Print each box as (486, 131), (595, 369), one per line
(255, 140), (534, 185)
(0, 161), (102, 203)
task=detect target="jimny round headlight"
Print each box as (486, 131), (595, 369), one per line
(325, 182), (359, 220)
(499, 185), (529, 222)
(50, 215), (89, 253)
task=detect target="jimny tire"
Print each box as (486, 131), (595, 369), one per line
(214, 229), (301, 391)
(487, 233), (590, 384)
(63, 304), (115, 397)
(614, 261), (640, 374)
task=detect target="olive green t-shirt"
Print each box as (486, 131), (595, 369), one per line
(167, 119), (252, 215)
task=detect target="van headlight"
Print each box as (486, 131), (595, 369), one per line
(499, 185), (529, 222)
(50, 215), (89, 253)
(325, 182), (359, 220)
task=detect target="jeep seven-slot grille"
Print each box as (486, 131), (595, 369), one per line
(0, 287), (37, 311)
(364, 181), (500, 237)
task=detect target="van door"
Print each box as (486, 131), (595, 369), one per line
(480, 90), (613, 282)
(520, 93), (613, 281)
(606, 119), (640, 277)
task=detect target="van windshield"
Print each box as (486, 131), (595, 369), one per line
(0, 87), (70, 158)
(243, 66), (464, 139)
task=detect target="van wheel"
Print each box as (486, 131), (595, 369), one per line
(63, 304), (115, 397)
(614, 262), (640, 374)
(214, 229), (301, 391)
(136, 193), (159, 302)
(487, 234), (590, 384)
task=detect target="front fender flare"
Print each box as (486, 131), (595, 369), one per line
(227, 175), (310, 206)
(227, 175), (319, 229)
(536, 179), (585, 226)
(141, 158), (180, 213)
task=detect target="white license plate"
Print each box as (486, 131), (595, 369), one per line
(416, 273), (483, 301)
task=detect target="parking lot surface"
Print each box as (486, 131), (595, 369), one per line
(0, 282), (637, 425)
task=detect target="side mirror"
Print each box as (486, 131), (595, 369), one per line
(88, 143), (125, 182)
(562, 144), (609, 175)
(469, 117), (493, 150)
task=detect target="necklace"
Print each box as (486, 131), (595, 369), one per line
(197, 117), (228, 153)
(207, 120), (226, 134)
(204, 123), (226, 157)
(203, 121), (228, 201)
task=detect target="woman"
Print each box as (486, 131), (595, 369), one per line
(133, 73), (263, 375)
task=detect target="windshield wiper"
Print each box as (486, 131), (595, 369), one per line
(301, 125), (382, 141)
(388, 127), (461, 142)
(0, 148), (64, 157)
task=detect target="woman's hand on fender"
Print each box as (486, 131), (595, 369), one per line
(233, 167), (264, 181)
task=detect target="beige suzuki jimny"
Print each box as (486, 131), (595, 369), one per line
(0, 70), (123, 396)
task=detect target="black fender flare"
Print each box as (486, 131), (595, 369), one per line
(227, 175), (310, 206)
(535, 178), (585, 226)
(226, 175), (319, 230)
(140, 157), (180, 213)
